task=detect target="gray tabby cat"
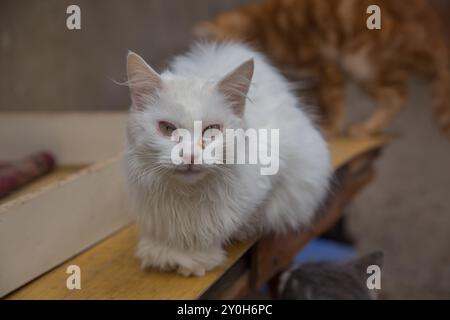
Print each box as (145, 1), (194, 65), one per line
(277, 252), (383, 300)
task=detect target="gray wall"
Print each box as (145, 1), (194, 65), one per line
(0, 0), (254, 111)
(1, 0), (447, 111)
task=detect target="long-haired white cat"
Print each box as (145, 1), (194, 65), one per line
(124, 42), (331, 276)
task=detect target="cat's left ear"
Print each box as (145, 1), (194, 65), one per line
(127, 51), (162, 111)
(218, 59), (254, 117)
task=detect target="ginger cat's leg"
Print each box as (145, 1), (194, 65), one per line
(318, 62), (346, 137)
(348, 71), (407, 136)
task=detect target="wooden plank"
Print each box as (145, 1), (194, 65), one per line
(200, 248), (252, 300)
(0, 157), (134, 297)
(5, 135), (390, 300)
(212, 272), (251, 300)
(328, 135), (390, 168)
(0, 112), (132, 296)
(6, 225), (256, 300)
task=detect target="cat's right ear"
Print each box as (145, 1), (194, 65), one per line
(127, 51), (162, 111)
(218, 59), (254, 117)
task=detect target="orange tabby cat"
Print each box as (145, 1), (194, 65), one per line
(196, 0), (450, 137)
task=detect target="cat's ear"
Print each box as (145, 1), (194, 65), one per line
(218, 59), (254, 117)
(127, 51), (162, 111)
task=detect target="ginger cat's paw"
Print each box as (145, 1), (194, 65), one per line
(136, 238), (225, 277)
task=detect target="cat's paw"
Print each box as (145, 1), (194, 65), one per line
(136, 239), (226, 277)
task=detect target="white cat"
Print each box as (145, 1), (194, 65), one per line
(124, 42), (332, 276)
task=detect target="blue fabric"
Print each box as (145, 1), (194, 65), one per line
(294, 238), (355, 263)
(255, 239), (355, 297)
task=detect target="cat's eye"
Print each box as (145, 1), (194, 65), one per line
(203, 124), (222, 134)
(158, 121), (177, 137)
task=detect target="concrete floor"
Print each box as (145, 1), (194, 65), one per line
(346, 81), (450, 299)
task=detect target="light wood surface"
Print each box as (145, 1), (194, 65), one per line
(7, 225), (256, 300)
(6, 135), (390, 300)
(328, 135), (390, 168)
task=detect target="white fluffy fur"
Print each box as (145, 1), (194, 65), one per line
(124, 42), (332, 276)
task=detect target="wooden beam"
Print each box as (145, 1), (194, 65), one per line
(6, 135), (390, 300)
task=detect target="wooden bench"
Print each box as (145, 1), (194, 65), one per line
(6, 135), (389, 300)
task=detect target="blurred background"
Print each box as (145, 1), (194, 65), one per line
(1, 0), (449, 299)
